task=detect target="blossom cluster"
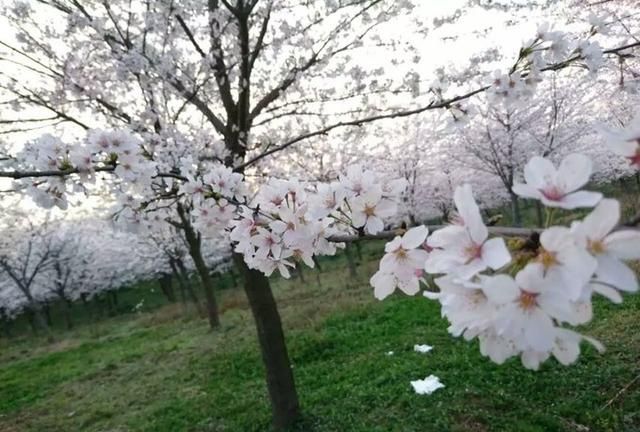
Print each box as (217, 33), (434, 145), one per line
(15, 130), (154, 209)
(488, 20), (606, 107)
(229, 165), (407, 278)
(370, 152), (640, 370)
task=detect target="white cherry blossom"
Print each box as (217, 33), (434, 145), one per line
(350, 189), (396, 234)
(512, 154), (602, 209)
(425, 184), (511, 279)
(572, 199), (640, 294)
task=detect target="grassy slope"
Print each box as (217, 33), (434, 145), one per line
(0, 240), (639, 432)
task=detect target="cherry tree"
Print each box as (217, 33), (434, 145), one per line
(0, 208), (63, 334)
(1, 1), (640, 429)
(453, 76), (597, 225)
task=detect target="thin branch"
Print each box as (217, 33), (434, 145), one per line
(236, 86), (488, 171)
(328, 226), (543, 243)
(601, 373), (640, 410)
(237, 39), (640, 171)
(175, 13), (207, 58)
(0, 166), (115, 179)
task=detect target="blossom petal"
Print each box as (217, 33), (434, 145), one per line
(424, 251), (458, 274)
(384, 237), (402, 253)
(590, 282), (623, 304)
(524, 310), (555, 352)
(552, 336), (580, 366)
(376, 199), (397, 218)
(557, 153), (592, 192)
(351, 210), (366, 228)
(521, 350), (549, 370)
(454, 258), (487, 279)
(512, 183), (543, 200)
(576, 199), (619, 241)
(410, 375), (444, 395)
(481, 237), (511, 270)
(605, 230), (640, 260)
(454, 184), (487, 244)
(481, 274), (519, 304)
(524, 156), (556, 189)
(365, 216), (384, 234)
(371, 271), (395, 300)
(604, 132), (638, 157)
(540, 226), (575, 252)
(595, 254), (638, 292)
(559, 191), (602, 209)
(398, 277), (420, 296)
(401, 225), (429, 249)
(427, 226), (467, 248)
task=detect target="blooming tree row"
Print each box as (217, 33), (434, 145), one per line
(1, 0), (640, 428)
(0, 209), (232, 331)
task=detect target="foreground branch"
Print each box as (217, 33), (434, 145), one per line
(328, 225), (542, 243)
(0, 165), (115, 179)
(329, 211), (640, 243)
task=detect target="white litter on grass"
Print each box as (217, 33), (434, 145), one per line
(414, 344), (433, 353)
(410, 375), (444, 395)
(386, 351), (395, 356)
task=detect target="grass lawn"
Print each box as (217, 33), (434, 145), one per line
(0, 240), (639, 432)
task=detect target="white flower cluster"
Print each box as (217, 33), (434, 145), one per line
(371, 153), (640, 370)
(15, 129), (154, 209)
(488, 20), (607, 106)
(181, 161), (247, 235)
(229, 165), (407, 278)
(87, 129), (155, 188)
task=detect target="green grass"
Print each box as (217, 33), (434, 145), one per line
(0, 240), (639, 432)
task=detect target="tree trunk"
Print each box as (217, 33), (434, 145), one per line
(26, 309), (37, 333)
(0, 309), (10, 338)
(178, 204), (220, 329)
(354, 241), (363, 261)
(63, 298), (74, 330)
(535, 201), (544, 228)
(159, 273), (176, 303)
(176, 258), (204, 317)
(229, 269), (238, 288)
(106, 292), (116, 316)
(345, 244), (358, 279)
(296, 263), (305, 283)
(30, 306), (49, 335)
(170, 260), (189, 308)
(510, 192), (522, 227)
(314, 267), (322, 289)
(234, 254), (300, 430)
(43, 303), (53, 327)
(0, 318), (10, 338)
(312, 256), (323, 273)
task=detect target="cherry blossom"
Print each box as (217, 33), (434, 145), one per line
(370, 226), (429, 300)
(350, 190), (397, 235)
(601, 115), (640, 168)
(424, 184), (511, 279)
(512, 154), (602, 209)
(572, 199), (640, 294)
(534, 226), (597, 301)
